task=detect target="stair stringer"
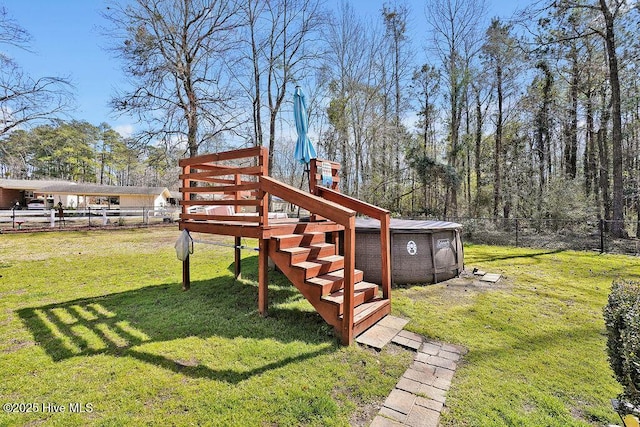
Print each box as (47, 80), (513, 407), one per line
(268, 242), (343, 329)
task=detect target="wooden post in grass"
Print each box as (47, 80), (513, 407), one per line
(234, 173), (242, 280)
(258, 238), (268, 316)
(181, 161), (192, 291)
(182, 256), (190, 291)
(234, 236), (242, 280)
(341, 217), (355, 345)
(380, 212), (391, 300)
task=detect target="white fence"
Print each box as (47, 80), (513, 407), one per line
(0, 207), (180, 230)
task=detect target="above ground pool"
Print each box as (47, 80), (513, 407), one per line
(355, 218), (464, 285)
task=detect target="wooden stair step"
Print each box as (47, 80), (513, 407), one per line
(306, 269), (364, 295)
(272, 232), (326, 250)
(280, 243), (336, 263)
(292, 255), (344, 279)
(340, 297), (391, 336)
(352, 298), (390, 324)
(322, 282), (379, 315)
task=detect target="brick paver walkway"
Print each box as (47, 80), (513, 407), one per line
(370, 335), (466, 427)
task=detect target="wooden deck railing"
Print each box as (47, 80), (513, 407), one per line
(178, 146), (269, 285)
(178, 146), (269, 229)
(260, 176), (359, 344)
(309, 158), (340, 194)
(310, 158), (391, 301)
(314, 186), (391, 301)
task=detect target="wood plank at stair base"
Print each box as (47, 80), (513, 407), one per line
(321, 282), (380, 315)
(272, 232), (327, 250)
(280, 243), (336, 264)
(351, 299), (391, 337)
(306, 269), (364, 296)
(292, 255), (344, 279)
(340, 298), (389, 326)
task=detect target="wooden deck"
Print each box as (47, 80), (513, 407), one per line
(178, 146), (391, 345)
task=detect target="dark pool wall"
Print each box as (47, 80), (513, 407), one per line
(355, 219), (464, 285)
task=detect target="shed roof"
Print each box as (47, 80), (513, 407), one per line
(40, 183), (170, 197)
(0, 179), (75, 190)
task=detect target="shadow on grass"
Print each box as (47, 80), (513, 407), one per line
(17, 255), (337, 383)
(469, 248), (565, 264)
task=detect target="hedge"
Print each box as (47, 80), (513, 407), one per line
(604, 279), (640, 407)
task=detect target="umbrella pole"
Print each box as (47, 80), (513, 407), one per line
(296, 162), (311, 219)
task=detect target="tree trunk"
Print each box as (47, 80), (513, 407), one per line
(565, 51), (578, 179)
(600, 0), (625, 237)
(474, 87), (482, 216)
(493, 63), (503, 218)
(535, 61), (552, 213)
(449, 77), (460, 217)
(250, 5), (263, 147)
(465, 95), (471, 214)
(585, 89), (596, 197)
(598, 89), (612, 229)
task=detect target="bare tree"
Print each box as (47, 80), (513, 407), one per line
(425, 0), (487, 216)
(598, 0), (625, 237)
(238, 0), (324, 176)
(536, 0), (629, 235)
(103, 0), (243, 157)
(321, 2), (390, 199)
(322, 1), (367, 195)
(264, 0), (324, 177)
(382, 2), (412, 212)
(483, 18), (519, 218)
(236, 0), (266, 147)
(533, 60), (554, 211)
(410, 63), (441, 212)
(0, 7), (72, 137)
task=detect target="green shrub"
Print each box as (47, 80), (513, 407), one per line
(604, 279), (640, 407)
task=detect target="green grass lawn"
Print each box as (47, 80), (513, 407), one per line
(0, 228), (411, 426)
(1, 228), (638, 426)
(393, 245), (640, 426)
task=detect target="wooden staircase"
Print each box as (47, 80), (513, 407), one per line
(178, 148), (392, 345)
(268, 227), (391, 340)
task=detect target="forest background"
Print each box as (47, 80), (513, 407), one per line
(1, 0), (638, 238)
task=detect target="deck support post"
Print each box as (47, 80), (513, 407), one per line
(182, 256), (190, 291)
(341, 217), (355, 345)
(258, 237), (269, 316)
(234, 236), (242, 280)
(380, 213), (391, 300)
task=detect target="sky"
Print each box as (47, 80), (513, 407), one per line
(2, 0), (528, 138)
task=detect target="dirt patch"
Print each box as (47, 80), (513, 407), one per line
(0, 288), (27, 298)
(570, 406), (585, 420)
(350, 402), (382, 427)
(2, 338), (35, 353)
(445, 275), (507, 292)
(398, 270), (510, 302)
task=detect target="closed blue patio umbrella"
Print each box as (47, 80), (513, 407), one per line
(293, 86), (317, 164)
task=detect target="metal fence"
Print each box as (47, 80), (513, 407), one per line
(431, 217), (640, 255)
(0, 206), (180, 231)
(3, 207), (639, 256)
